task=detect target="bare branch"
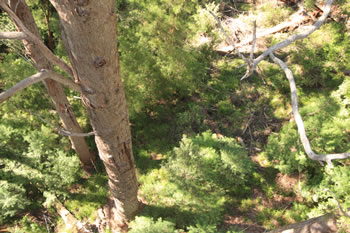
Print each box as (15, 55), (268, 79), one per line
(269, 53), (350, 167)
(0, 71), (52, 104)
(31, 111), (95, 137)
(250, 20), (257, 61)
(58, 129), (96, 137)
(0, 1), (74, 78)
(244, 0), (334, 79)
(49, 72), (81, 92)
(0, 31), (27, 39)
(0, 70), (81, 104)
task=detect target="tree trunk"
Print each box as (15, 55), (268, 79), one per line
(49, 0), (139, 227)
(8, 0), (96, 171)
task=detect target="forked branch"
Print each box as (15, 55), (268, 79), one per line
(269, 53), (350, 168)
(209, 10), (259, 79)
(247, 0), (334, 78)
(0, 70), (81, 104)
(0, 1), (74, 78)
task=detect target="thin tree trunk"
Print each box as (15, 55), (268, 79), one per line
(8, 0), (96, 171)
(49, 0), (139, 228)
(43, 0), (55, 51)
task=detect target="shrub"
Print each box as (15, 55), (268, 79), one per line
(166, 131), (254, 193)
(129, 217), (177, 233)
(264, 92), (350, 173)
(0, 181), (29, 225)
(138, 131), (254, 229)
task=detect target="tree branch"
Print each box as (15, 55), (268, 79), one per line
(243, 0), (334, 80)
(269, 53), (350, 167)
(0, 70), (81, 104)
(249, 20), (257, 61)
(31, 111), (95, 137)
(0, 1), (74, 78)
(0, 31), (27, 39)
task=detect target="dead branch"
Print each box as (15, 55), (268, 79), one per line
(0, 31), (27, 39)
(208, 10), (249, 64)
(0, 1), (74, 78)
(269, 53), (350, 168)
(244, 0), (334, 79)
(0, 70), (81, 104)
(249, 20), (257, 61)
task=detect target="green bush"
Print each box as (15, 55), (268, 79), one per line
(166, 131), (254, 193)
(129, 217), (177, 233)
(138, 131), (254, 230)
(0, 182), (29, 224)
(118, 0), (215, 116)
(289, 23), (349, 88)
(264, 91), (350, 174)
(12, 216), (48, 233)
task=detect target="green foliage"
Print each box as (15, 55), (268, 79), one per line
(166, 131), (254, 193)
(304, 166), (350, 216)
(0, 182), (29, 224)
(118, 0), (215, 116)
(129, 216), (177, 233)
(264, 92), (350, 173)
(256, 3), (293, 28)
(12, 216), (48, 233)
(290, 23), (349, 88)
(64, 173), (109, 221)
(138, 132), (254, 230)
(0, 54), (81, 224)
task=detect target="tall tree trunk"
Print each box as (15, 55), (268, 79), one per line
(49, 0), (139, 227)
(8, 0), (96, 171)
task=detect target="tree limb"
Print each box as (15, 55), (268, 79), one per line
(31, 110), (95, 137)
(0, 1), (74, 78)
(249, 20), (257, 61)
(0, 70), (81, 104)
(243, 0), (334, 80)
(0, 31), (27, 39)
(269, 53), (350, 167)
